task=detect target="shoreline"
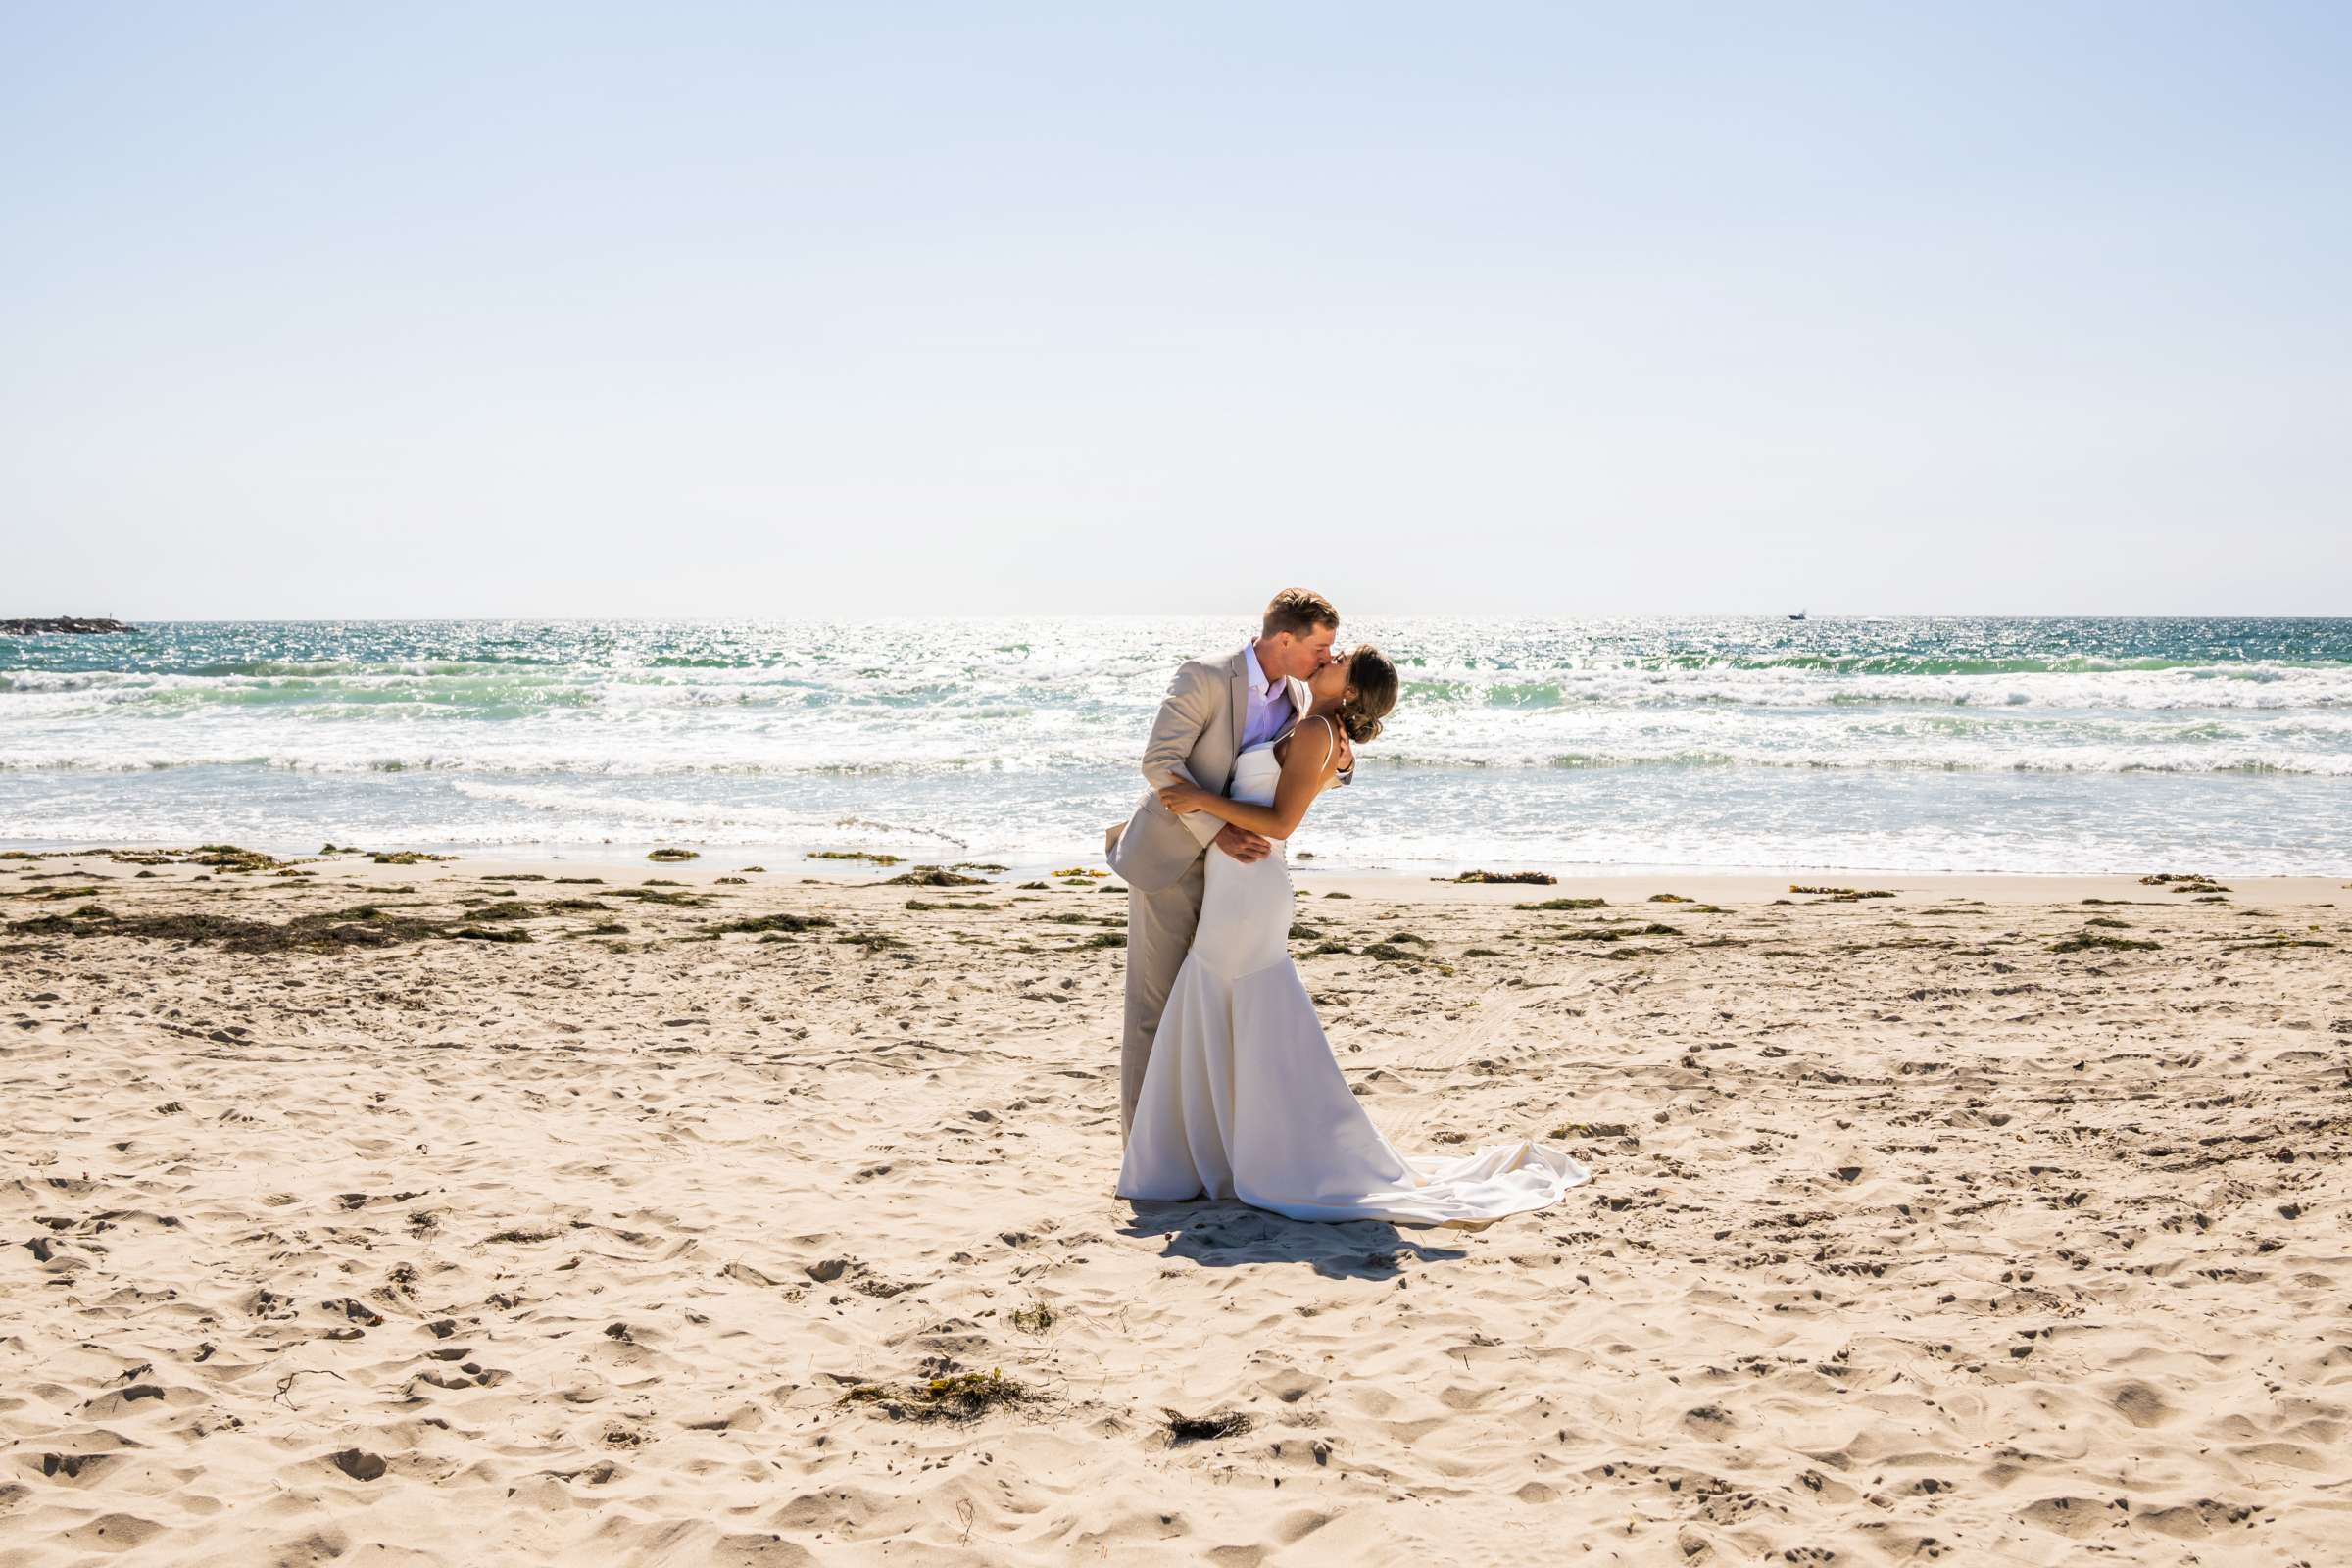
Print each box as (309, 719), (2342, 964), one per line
(4, 838), (2345, 905)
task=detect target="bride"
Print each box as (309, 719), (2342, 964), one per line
(1115, 644), (1591, 1226)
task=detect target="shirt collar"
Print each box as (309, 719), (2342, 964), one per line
(1244, 641), (1282, 697)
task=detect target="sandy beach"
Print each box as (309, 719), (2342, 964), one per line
(3, 846), (2348, 1565)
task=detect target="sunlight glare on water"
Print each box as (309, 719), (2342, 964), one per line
(2, 616), (2347, 874)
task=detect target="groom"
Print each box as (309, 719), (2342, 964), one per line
(1104, 588), (1341, 1139)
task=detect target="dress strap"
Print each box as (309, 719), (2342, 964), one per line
(1319, 715), (1337, 772)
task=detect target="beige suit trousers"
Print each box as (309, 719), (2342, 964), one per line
(1120, 852), (1207, 1139)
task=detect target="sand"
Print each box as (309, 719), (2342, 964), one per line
(3, 847), (2348, 1565)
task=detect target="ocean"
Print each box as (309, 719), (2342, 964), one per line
(2, 616), (2346, 876)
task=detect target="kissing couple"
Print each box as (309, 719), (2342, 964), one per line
(1103, 588), (1590, 1226)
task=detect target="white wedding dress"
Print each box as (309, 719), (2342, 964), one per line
(1116, 739), (1591, 1225)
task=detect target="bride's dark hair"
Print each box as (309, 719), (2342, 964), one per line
(1335, 644), (1399, 745)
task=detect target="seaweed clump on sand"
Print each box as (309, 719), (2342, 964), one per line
(1439, 870), (1555, 886)
(1518, 897), (1605, 910)
(460, 901), (540, 922)
(187, 844), (287, 874)
(6, 904), (119, 933)
(2142, 872), (2230, 895)
(709, 912), (835, 936)
(10, 846), (262, 871)
(2050, 931), (2161, 955)
(647, 849), (699, 862)
(1558, 922), (1681, 943)
(884, 866), (991, 888)
(8, 905), (455, 954)
(604, 886), (711, 906)
(1359, 941), (1449, 973)
(370, 850), (456, 865)
(839, 1369), (1030, 1422)
(1791, 885), (1894, 901)
(1163, 1408), (1253, 1444)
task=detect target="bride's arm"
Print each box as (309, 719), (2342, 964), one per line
(1156, 719), (1337, 840)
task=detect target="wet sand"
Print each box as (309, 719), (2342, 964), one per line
(3, 847), (2348, 1564)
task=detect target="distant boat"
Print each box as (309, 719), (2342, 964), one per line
(1788, 609), (1807, 621)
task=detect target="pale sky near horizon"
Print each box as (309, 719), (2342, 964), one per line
(4, 2), (2347, 619)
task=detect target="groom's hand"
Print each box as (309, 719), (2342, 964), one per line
(1212, 823), (1272, 863)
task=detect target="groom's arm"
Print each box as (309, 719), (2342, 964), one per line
(1140, 662), (1226, 851)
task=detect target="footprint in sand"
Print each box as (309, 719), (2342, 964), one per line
(327, 1448), (388, 1482)
(2105, 1379), (2174, 1428)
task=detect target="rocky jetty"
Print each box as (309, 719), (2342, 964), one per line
(0, 616), (136, 635)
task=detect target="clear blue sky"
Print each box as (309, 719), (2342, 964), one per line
(4, 1), (2346, 617)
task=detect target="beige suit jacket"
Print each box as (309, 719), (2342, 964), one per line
(1104, 649), (1311, 894)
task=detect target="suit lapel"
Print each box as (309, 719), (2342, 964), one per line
(1224, 652), (1249, 791)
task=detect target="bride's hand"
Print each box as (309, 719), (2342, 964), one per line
(1156, 781), (1209, 814)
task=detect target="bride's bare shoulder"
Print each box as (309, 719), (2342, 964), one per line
(1278, 714), (1344, 773)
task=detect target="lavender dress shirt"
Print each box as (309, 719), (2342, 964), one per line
(1240, 643), (1297, 752)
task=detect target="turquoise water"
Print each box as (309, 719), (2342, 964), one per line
(2, 616), (2347, 874)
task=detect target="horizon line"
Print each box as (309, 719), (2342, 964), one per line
(11, 611), (2352, 625)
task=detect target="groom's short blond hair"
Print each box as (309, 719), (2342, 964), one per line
(1263, 589), (1339, 639)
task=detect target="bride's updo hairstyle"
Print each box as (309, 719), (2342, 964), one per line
(1336, 644), (1399, 745)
